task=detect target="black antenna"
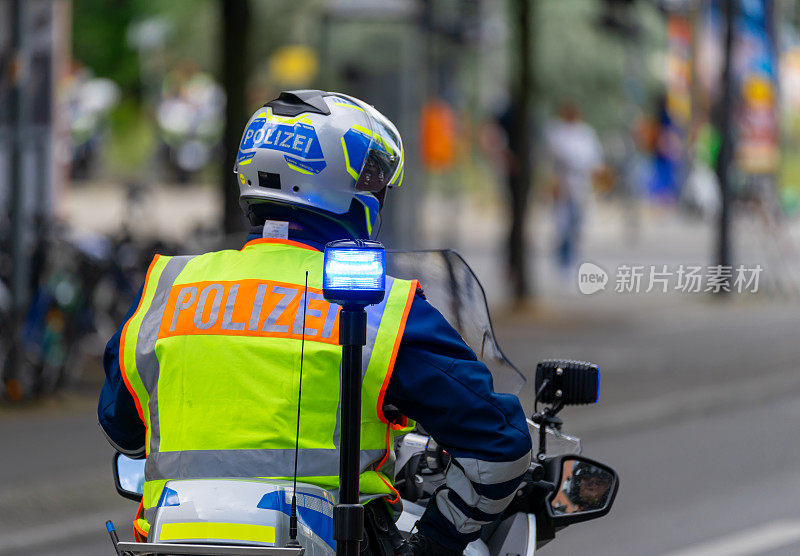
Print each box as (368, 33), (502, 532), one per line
(286, 271), (308, 548)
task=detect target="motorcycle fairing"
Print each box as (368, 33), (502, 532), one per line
(149, 478), (336, 555)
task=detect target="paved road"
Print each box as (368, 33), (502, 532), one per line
(6, 392), (800, 556)
(494, 294), (800, 430)
(545, 395), (800, 556)
(0, 399), (132, 555)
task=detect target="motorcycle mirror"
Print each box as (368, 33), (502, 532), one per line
(535, 360), (599, 406)
(113, 452), (145, 502)
(544, 455), (618, 526)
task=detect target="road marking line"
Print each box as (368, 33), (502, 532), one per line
(661, 519), (800, 556)
(0, 509), (130, 554)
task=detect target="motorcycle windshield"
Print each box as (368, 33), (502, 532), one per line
(387, 249), (526, 396)
(388, 250), (581, 456)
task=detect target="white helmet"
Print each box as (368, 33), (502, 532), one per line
(234, 90), (404, 239)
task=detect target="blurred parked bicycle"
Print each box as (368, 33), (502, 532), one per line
(0, 185), (179, 401)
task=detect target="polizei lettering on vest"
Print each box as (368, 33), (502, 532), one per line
(158, 279), (341, 344)
(194, 284), (224, 329)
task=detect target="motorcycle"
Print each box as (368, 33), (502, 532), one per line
(66, 74), (120, 180)
(156, 72), (225, 183)
(106, 250), (619, 555)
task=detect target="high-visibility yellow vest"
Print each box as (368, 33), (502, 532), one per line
(119, 238), (417, 534)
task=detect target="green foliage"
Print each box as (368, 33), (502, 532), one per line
(151, 0), (219, 75)
(72, 0), (321, 180)
(72, 0), (150, 94)
(537, 0), (666, 131)
(73, 0), (320, 96)
(105, 99), (157, 179)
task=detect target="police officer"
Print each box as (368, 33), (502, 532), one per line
(99, 90), (532, 555)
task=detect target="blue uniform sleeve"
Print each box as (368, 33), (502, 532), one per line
(98, 285), (146, 456)
(384, 291), (532, 551)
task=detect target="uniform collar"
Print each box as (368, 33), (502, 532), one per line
(245, 224), (327, 252)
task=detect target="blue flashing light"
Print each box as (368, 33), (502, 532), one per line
(324, 249), (384, 290)
(323, 240), (386, 307)
(594, 369), (600, 404)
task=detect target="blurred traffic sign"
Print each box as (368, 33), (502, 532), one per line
(735, 0), (779, 176)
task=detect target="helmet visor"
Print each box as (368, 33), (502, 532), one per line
(342, 96), (404, 192)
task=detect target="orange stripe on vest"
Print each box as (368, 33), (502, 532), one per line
(158, 279), (341, 344)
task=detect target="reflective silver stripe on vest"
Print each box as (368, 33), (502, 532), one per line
(328, 276), (394, 450)
(135, 256), (194, 453)
(145, 448), (386, 482)
(361, 276), (395, 380)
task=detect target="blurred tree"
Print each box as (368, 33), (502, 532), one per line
(715, 0), (735, 291)
(538, 0), (665, 131)
(507, 0), (534, 301)
(221, 0), (250, 233)
(152, 0), (219, 75)
(72, 0), (151, 96)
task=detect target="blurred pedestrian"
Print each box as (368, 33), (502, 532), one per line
(545, 101), (603, 271)
(648, 93), (682, 203)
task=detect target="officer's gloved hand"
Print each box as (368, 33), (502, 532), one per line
(402, 532), (462, 556)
